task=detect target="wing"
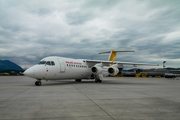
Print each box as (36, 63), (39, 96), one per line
(86, 60), (159, 67)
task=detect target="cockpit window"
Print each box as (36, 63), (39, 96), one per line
(38, 61), (55, 66)
(46, 61), (51, 65)
(38, 61), (46, 65)
(51, 61), (55, 66)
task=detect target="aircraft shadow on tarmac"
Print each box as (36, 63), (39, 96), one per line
(29, 80), (159, 86)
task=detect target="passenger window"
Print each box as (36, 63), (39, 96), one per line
(51, 61), (55, 66)
(46, 61), (51, 65)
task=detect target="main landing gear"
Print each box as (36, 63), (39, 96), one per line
(95, 76), (102, 83)
(75, 79), (82, 82)
(95, 77), (102, 83)
(35, 79), (41, 86)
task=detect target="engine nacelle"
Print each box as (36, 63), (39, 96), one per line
(108, 67), (119, 76)
(101, 67), (109, 76)
(91, 66), (102, 75)
(91, 66), (119, 76)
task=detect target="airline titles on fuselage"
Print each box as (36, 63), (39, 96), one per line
(65, 61), (88, 68)
(65, 61), (82, 65)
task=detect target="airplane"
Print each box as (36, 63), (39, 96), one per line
(24, 50), (159, 86)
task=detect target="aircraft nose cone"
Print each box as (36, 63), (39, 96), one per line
(23, 71), (26, 75)
(24, 68), (33, 77)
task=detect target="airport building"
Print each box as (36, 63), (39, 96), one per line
(121, 68), (180, 78)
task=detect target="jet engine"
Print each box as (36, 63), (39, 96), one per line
(91, 66), (102, 75)
(91, 66), (119, 76)
(108, 67), (119, 76)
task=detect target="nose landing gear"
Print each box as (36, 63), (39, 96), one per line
(35, 79), (42, 86)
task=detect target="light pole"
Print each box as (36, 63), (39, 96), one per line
(163, 61), (166, 69)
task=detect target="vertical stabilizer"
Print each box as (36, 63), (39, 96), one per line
(108, 50), (116, 61)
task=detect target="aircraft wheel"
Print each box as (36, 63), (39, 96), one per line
(97, 80), (102, 83)
(35, 81), (41, 86)
(75, 79), (81, 82)
(95, 78), (98, 83)
(35, 81), (38, 86)
(38, 81), (41, 86)
(95, 78), (102, 83)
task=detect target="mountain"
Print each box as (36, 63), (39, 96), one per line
(165, 67), (180, 70)
(0, 60), (23, 72)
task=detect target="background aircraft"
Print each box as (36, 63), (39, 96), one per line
(24, 50), (159, 86)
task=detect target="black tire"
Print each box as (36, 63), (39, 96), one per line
(35, 81), (38, 86)
(95, 77), (102, 83)
(38, 81), (41, 86)
(95, 78), (98, 83)
(75, 79), (81, 82)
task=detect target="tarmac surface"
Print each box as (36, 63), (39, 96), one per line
(0, 76), (180, 120)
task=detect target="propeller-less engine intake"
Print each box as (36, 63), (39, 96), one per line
(91, 66), (119, 76)
(91, 66), (102, 75)
(108, 67), (119, 76)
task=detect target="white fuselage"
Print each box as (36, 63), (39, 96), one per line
(24, 50), (159, 86)
(24, 56), (92, 80)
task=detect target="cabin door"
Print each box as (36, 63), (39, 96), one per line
(58, 58), (66, 72)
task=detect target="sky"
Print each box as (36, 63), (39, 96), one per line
(0, 0), (180, 69)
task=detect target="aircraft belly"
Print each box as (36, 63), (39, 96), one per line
(54, 68), (91, 80)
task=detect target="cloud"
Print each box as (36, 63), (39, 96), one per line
(65, 11), (95, 25)
(163, 31), (180, 43)
(0, 0), (180, 69)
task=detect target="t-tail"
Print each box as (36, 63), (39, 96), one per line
(99, 50), (135, 62)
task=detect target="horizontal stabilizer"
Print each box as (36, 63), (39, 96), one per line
(99, 50), (135, 62)
(99, 50), (135, 54)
